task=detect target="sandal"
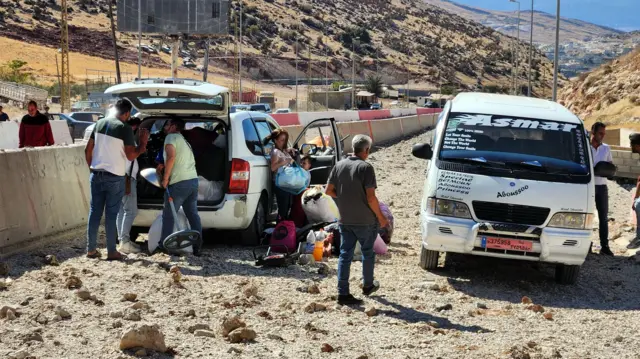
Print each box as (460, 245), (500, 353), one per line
(86, 250), (102, 259)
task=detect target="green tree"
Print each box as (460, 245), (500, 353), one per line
(0, 59), (34, 83)
(364, 75), (383, 99)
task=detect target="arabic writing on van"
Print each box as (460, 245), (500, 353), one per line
(436, 171), (474, 196)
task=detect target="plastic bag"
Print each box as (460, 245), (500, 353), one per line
(302, 187), (340, 223)
(275, 163), (310, 195)
(147, 210), (193, 254)
(213, 134), (226, 148)
(353, 234), (387, 260)
(197, 176), (224, 202)
(379, 202), (394, 244)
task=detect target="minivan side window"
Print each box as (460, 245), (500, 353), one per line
(254, 121), (274, 155)
(242, 119), (263, 155)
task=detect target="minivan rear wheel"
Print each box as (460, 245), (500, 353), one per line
(419, 246), (440, 270)
(240, 195), (267, 246)
(555, 264), (580, 284)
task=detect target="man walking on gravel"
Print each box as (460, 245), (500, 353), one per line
(591, 122), (614, 256)
(627, 133), (640, 250)
(85, 99), (149, 261)
(325, 134), (389, 305)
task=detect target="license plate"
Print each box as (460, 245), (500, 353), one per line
(481, 236), (533, 252)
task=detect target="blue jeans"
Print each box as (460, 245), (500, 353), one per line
(161, 178), (202, 246)
(87, 171), (126, 253)
(634, 198), (640, 240)
(117, 178), (138, 243)
(337, 224), (379, 296)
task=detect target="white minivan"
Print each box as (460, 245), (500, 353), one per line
(412, 93), (597, 284)
(102, 78), (344, 245)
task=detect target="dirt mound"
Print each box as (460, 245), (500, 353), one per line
(0, 23), (167, 69)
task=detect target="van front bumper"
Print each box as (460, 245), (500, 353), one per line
(421, 214), (591, 266)
(133, 193), (261, 230)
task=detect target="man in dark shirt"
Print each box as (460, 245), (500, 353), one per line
(325, 134), (389, 305)
(0, 105), (9, 122)
(19, 100), (54, 148)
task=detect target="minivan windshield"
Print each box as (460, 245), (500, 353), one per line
(438, 112), (590, 182)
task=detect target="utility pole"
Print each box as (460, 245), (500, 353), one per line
(137, 0), (141, 79)
(108, 0), (121, 84)
(203, 38), (210, 82)
(295, 37), (298, 112)
(55, 52), (61, 95)
(552, 0), (560, 101)
(60, 0), (70, 113)
(406, 69), (410, 107)
(239, 1), (243, 102)
(528, 0), (534, 96)
(510, 0), (521, 95)
(324, 19), (329, 111)
(351, 39), (357, 110)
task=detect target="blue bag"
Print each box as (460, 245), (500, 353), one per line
(275, 163), (311, 195)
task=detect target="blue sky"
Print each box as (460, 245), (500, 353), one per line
(450, 0), (639, 32)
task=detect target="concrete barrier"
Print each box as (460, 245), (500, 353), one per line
(0, 120), (74, 149)
(0, 145), (90, 257)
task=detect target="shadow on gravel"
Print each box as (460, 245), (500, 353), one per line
(440, 253), (640, 311)
(371, 296), (492, 333)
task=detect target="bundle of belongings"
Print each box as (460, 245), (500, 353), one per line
(255, 190), (395, 267)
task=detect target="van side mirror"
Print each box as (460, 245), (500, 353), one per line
(412, 143), (433, 160)
(594, 161), (616, 178)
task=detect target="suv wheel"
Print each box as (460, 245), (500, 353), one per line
(240, 195), (267, 246)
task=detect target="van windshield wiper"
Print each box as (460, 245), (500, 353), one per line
(446, 157), (507, 168)
(504, 161), (548, 172)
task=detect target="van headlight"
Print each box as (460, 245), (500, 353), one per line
(548, 213), (593, 229)
(427, 198), (471, 219)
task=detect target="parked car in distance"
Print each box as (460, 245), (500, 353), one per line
(71, 101), (102, 113)
(230, 105), (251, 113)
(69, 112), (104, 123)
(370, 103), (382, 110)
(136, 44), (158, 54)
(48, 113), (95, 140)
(274, 108), (291, 114)
(161, 45), (171, 54)
(248, 103), (272, 113)
(102, 78), (345, 245)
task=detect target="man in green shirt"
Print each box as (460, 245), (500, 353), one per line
(160, 118), (202, 252)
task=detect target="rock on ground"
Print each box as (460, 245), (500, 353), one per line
(119, 323), (167, 353)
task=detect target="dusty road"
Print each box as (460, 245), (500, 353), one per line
(2, 130), (640, 359)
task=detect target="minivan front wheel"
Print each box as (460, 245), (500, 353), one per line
(240, 195), (267, 246)
(419, 246), (440, 270)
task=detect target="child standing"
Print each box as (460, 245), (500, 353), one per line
(290, 155), (312, 228)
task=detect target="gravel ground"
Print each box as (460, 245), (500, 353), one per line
(2, 130), (640, 359)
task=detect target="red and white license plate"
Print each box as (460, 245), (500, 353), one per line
(481, 237), (533, 252)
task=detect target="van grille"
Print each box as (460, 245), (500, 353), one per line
(472, 201), (550, 226)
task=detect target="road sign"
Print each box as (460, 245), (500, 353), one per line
(117, 0), (230, 35)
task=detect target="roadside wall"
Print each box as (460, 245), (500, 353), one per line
(0, 145), (90, 257)
(0, 120), (74, 149)
(611, 149), (640, 179)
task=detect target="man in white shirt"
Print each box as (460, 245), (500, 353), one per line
(591, 122), (614, 256)
(117, 117), (142, 254)
(627, 134), (640, 249)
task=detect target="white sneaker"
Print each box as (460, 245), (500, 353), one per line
(118, 241), (141, 254)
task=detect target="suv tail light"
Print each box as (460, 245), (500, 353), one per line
(229, 158), (250, 194)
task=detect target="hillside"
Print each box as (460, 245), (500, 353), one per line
(560, 48), (640, 128)
(422, 0), (622, 46)
(0, 0), (558, 96)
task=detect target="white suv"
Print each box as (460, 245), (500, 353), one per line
(103, 78), (344, 244)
